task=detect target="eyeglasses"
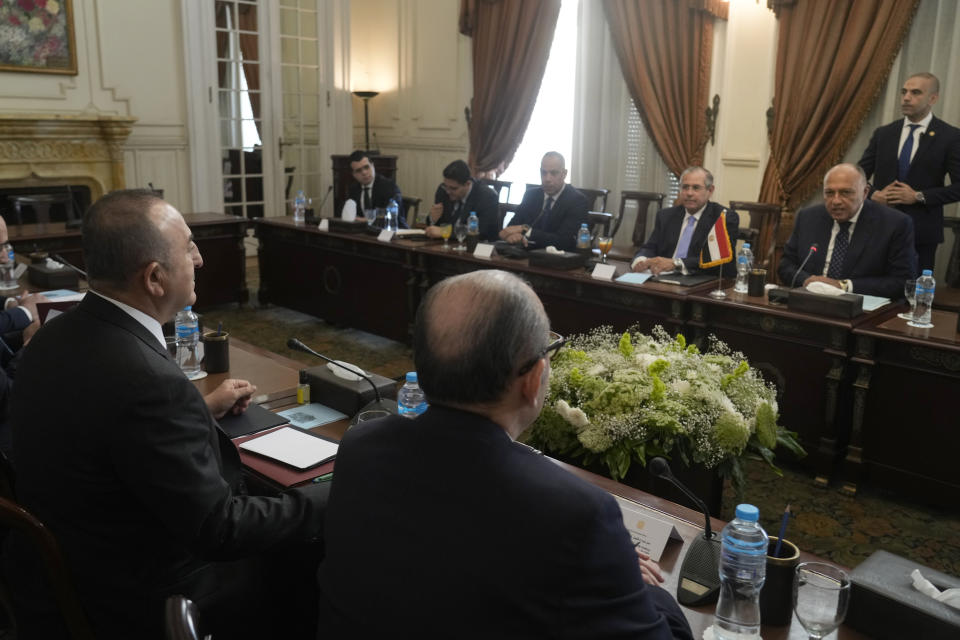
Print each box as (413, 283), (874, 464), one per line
(518, 331), (566, 376)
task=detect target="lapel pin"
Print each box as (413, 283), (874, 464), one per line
(928, 131), (935, 137)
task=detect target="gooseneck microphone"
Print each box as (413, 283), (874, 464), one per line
(788, 243), (819, 289)
(648, 456), (722, 606)
(287, 337), (382, 404)
(50, 253), (87, 279)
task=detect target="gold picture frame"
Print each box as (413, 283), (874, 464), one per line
(0, 0), (78, 75)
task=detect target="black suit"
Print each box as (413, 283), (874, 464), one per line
(635, 202), (740, 276)
(346, 174), (408, 228)
(858, 115), (960, 268)
(778, 200), (917, 298)
(511, 184), (589, 251)
(4, 293), (329, 639)
(432, 178), (500, 242)
(318, 406), (692, 639)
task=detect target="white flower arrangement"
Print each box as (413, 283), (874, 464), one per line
(522, 326), (806, 498)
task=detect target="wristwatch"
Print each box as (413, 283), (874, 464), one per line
(673, 258), (683, 271)
(916, 191), (926, 204)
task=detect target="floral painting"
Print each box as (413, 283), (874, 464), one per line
(0, 0), (77, 75)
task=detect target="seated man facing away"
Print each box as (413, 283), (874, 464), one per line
(778, 163), (917, 298)
(4, 189), (329, 640)
(318, 269), (693, 639)
(499, 151), (589, 251)
(631, 166), (739, 276)
(425, 159), (500, 242)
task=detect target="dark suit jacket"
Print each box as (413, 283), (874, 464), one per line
(778, 200), (917, 298)
(858, 115), (960, 244)
(511, 184), (589, 251)
(432, 178), (500, 242)
(4, 293), (329, 639)
(0, 302), (30, 336)
(318, 406), (692, 639)
(635, 201), (740, 276)
(347, 174), (408, 228)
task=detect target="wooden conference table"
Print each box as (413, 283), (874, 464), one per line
(255, 217), (960, 507)
(203, 339), (867, 639)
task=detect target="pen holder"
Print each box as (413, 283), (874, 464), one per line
(760, 536), (800, 626)
(202, 331), (230, 374)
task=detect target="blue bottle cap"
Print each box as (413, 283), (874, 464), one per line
(405, 371), (418, 383)
(922, 269), (933, 276)
(735, 503), (759, 522)
(183, 306), (192, 311)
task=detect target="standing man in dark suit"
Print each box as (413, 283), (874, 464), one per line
(344, 149), (407, 227)
(858, 72), (960, 271)
(424, 159), (500, 241)
(4, 190), (329, 640)
(778, 163), (917, 299)
(318, 269), (693, 639)
(631, 166), (739, 277)
(499, 151), (589, 251)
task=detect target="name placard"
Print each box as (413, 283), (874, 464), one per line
(377, 229), (395, 243)
(473, 243), (495, 258)
(591, 263), (617, 280)
(318, 219), (329, 231)
(614, 495), (682, 561)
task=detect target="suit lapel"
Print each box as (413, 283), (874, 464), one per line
(664, 208), (685, 254)
(843, 204), (875, 275)
(909, 116), (940, 170)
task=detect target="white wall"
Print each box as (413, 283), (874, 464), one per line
(0, 0), (191, 208)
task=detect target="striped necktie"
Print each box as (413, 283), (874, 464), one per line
(827, 221), (852, 279)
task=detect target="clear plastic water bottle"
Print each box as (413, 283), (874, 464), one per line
(466, 211), (480, 251)
(386, 198), (400, 232)
(397, 371), (427, 418)
(175, 306), (202, 378)
(714, 503), (768, 639)
(576, 223), (592, 251)
(293, 190), (307, 223)
(0, 243), (17, 290)
(909, 269), (935, 328)
(734, 243), (753, 293)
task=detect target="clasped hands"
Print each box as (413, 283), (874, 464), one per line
(498, 224), (528, 246)
(871, 181), (921, 206)
(801, 275), (844, 290)
(204, 378), (257, 419)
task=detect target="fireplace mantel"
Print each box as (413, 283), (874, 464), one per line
(0, 113), (138, 201)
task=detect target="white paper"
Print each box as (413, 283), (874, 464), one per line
(616, 272), (653, 285)
(395, 229), (426, 238)
(861, 294), (892, 311)
(614, 495), (682, 561)
(318, 218), (329, 231)
(377, 229), (394, 242)
(341, 199), (357, 222)
(591, 263), (617, 280)
(238, 426), (338, 470)
(473, 243), (495, 258)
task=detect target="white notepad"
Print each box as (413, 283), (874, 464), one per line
(238, 426), (339, 470)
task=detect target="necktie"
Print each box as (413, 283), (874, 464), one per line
(363, 186), (371, 211)
(536, 197), (555, 229)
(898, 124), (921, 181)
(674, 215), (698, 259)
(452, 201), (462, 224)
(827, 221), (852, 279)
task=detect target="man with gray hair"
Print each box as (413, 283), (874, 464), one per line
(778, 163), (917, 298)
(318, 269), (692, 639)
(631, 167), (739, 277)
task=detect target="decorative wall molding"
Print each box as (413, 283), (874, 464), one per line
(721, 153), (762, 168)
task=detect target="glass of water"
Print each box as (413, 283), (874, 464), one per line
(453, 218), (469, 250)
(897, 279), (916, 320)
(793, 562), (850, 639)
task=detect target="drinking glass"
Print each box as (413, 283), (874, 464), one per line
(440, 224), (453, 249)
(453, 219), (469, 251)
(793, 562), (850, 639)
(897, 279), (917, 320)
(597, 236), (613, 264)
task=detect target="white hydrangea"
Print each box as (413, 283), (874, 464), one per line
(555, 399), (590, 429)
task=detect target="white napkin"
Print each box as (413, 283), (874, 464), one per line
(805, 280), (845, 296)
(341, 199), (357, 222)
(44, 258), (65, 270)
(545, 246), (564, 254)
(911, 569), (960, 609)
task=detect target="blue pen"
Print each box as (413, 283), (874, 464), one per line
(774, 504), (790, 557)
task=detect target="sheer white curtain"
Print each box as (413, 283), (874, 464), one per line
(570, 0), (675, 250)
(836, 0), (960, 279)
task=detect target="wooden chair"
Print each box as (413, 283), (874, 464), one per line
(729, 201), (783, 271)
(165, 595), (210, 640)
(402, 196), (422, 227)
(607, 190), (665, 262)
(587, 211), (613, 238)
(480, 179), (511, 203)
(0, 496), (95, 640)
(578, 188), (610, 213)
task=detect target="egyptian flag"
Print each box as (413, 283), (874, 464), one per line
(699, 210), (733, 268)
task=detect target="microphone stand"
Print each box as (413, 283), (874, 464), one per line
(286, 337), (397, 423)
(50, 253), (87, 279)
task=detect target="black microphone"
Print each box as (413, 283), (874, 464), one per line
(315, 185), (333, 214)
(788, 243), (819, 289)
(649, 456), (721, 607)
(50, 253), (87, 279)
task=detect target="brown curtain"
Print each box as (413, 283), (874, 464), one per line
(237, 4), (261, 137)
(459, 0), (561, 175)
(602, 0), (727, 177)
(759, 0), (920, 207)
